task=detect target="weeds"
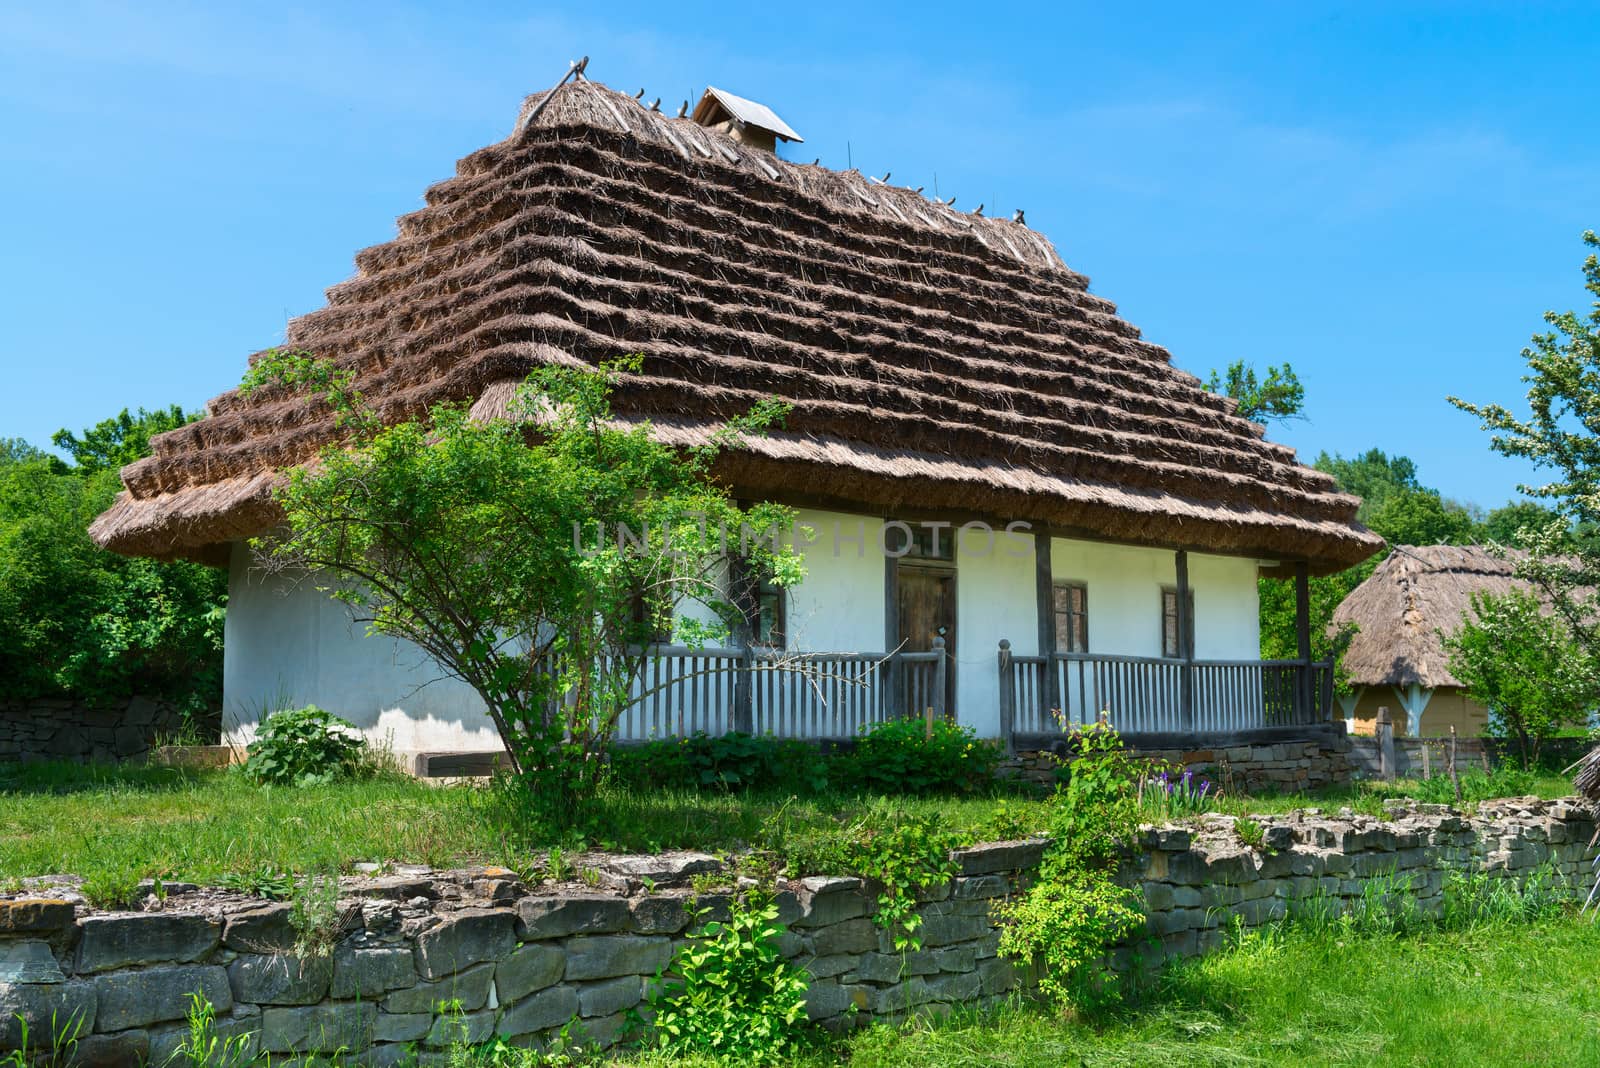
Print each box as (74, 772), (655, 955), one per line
(173, 992), (255, 1068)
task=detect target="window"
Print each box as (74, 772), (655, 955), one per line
(1161, 587), (1194, 659)
(753, 576), (786, 648)
(630, 592), (673, 645)
(1053, 582), (1088, 653)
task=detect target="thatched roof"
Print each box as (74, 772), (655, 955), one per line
(90, 77), (1381, 573)
(1333, 545), (1527, 689)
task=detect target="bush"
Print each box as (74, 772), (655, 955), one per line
(1400, 765), (1536, 806)
(610, 732), (830, 794)
(243, 705), (369, 786)
(839, 718), (1000, 795)
(998, 722), (1149, 1009)
(648, 893), (810, 1064)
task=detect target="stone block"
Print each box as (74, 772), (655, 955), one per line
(919, 913), (991, 947)
(0, 979), (96, 1048)
(872, 978), (935, 1014)
(0, 899), (76, 936)
(515, 895), (631, 940)
(795, 879), (870, 927)
(260, 1003), (377, 1054)
(74, 1029), (150, 1068)
(927, 970), (981, 1003)
(498, 984), (580, 1038)
(1140, 882), (1175, 911)
(977, 957), (1017, 995)
(331, 946), (417, 999)
(94, 965), (230, 1031)
(77, 914), (220, 973)
(496, 943), (565, 1003)
(229, 953), (333, 1006)
(147, 1007), (259, 1068)
(414, 909), (516, 980)
(0, 941), (65, 984)
(563, 936), (671, 981)
(628, 896), (689, 935)
(808, 918), (877, 957)
(577, 975), (641, 1018)
(951, 875), (1010, 900)
(933, 945), (977, 972)
(371, 1011), (432, 1044)
(954, 840), (1048, 875)
(383, 963), (495, 1014)
(222, 904), (296, 953)
(803, 981), (862, 1020)
(801, 954), (858, 980)
(424, 1008), (496, 1048)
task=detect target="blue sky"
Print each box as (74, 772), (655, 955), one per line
(2, 1), (1596, 510)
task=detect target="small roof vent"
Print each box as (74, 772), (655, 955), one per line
(691, 86), (803, 154)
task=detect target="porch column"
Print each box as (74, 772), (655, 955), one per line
(1034, 530), (1059, 722)
(1294, 561), (1312, 720)
(1175, 550), (1194, 729)
(883, 544), (900, 718)
(1393, 683), (1434, 737)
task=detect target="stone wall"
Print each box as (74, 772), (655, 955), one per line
(0, 698), (214, 765)
(1003, 723), (1355, 794)
(2, 798), (1591, 1064)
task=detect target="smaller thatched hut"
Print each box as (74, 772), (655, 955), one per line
(1331, 545), (1525, 737)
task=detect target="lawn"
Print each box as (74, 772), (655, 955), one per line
(0, 759), (1575, 893)
(814, 915), (1600, 1067)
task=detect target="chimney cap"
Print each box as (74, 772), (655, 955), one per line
(692, 86), (804, 144)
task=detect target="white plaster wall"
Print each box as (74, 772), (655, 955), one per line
(783, 510), (887, 654)
(1047, 542), (1259, 660)
(223, 543), (501, 756)
(954, 522), (1041, 737)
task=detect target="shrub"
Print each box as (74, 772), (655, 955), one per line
(997, 722), (1148, 1009)
(610, 732), (830, 794)
(647, 894), (810, 1064)
(243, 705), (368, 786)
(1402, 765), (1536, 806)
(840, 718), (1000, 796)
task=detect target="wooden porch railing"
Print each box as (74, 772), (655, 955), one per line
(997, 640), (1335, 738)
(609, 639), (948, 740)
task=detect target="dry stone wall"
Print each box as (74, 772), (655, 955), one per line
(0, 698), (213, 765)
(1004, 724), (1355, 794)
(1, 798), (1592, 1065)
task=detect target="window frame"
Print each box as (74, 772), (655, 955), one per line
(1159, 585), (1195, 660)
(1052, 580), (1089, 654)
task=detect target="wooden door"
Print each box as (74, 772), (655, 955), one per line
(897, 566), (956, 717)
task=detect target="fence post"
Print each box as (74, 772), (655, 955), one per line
(931, 636), (947, 723)
(1376, 706), (1395, 782)
(1449, 725), (1462, 805)
(734, 644), (754, 735)
(997, 639), (1015, 754)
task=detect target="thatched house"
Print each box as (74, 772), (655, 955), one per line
(1331, 545), (1523, 737)
(90, 74), (1381, 758)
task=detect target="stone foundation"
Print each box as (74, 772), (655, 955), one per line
(2, 797), (1591, 1063)
(0, 698), (215, 766)
(1003, 723), (1355, 794)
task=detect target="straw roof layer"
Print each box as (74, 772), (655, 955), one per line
(1333, 545), (1527, 689)
(90, 78), (1381, 572)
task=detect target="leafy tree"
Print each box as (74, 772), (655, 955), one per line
(1441, 589), (1596, 767)
(1450, 231), (1600, 660)
(1365, 488), (1478, 547)
(1204, 360), (1305, 424)
(0, 452), (224, 707)
(1478, 500), (1568, 549)
(247, 350), (802, 833)
(51, 404), (195, 474)
(1, 438), (63, 469)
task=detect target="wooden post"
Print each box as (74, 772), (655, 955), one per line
(1421, 742), (1431, 780)
(1034, 530), (1060, 722)
(733, 644), (754, 735)
(1376, 706), (1395, 782)
(883, 548), (900, 719)
(1294, 561), (1312, 721)
(931, 636), (947, 723)
(1449, 725), (1461, 806)
(1175, 550), (1194, 729)
(997, 639), (1016, 753)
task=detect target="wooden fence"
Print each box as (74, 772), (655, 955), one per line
(998, 640), (1334, 737)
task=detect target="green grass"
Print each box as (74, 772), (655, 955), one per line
(0, 759), (1576, 892)
(622, 915), (1600, 1066)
